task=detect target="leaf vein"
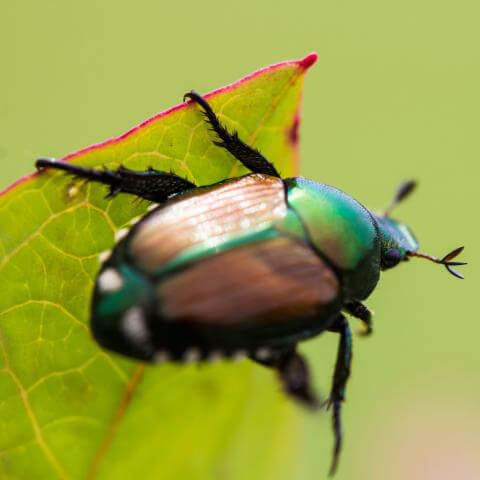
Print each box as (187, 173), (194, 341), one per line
(0, 329), (70, 479)
(86, 365), (145, 480)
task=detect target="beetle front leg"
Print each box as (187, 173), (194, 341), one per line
(326, 314), (353, 476)
(36, 158), (196, 203)
(184, 91), (281, 178)
(344, 300), (372, 335)
(252, 347), (321, 409)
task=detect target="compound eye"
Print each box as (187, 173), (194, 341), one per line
(382, 248), (403, 269)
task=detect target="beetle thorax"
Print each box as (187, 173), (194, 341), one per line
(284, 178), (381, 300)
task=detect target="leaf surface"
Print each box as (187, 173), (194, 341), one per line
(0, 54), (317, 480)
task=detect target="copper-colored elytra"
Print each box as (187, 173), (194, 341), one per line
(158, 183), (283, 231)
(159, 236), (339, 325)
(130, 175), (287, 272)
(407, 245), (467, 279)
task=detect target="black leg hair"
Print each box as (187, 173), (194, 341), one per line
(252, 347), (321, 409)
(36, 158), (196, 203)
(344, 300), (373, 335)
(326, 314), (353, 476)
(184, 91), (281, 178)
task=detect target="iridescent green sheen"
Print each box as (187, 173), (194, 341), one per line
(154, 228), (280, 278)
(373, 215), (419, 255)
(275, 207), (307, 239)
(95, 264), (150, 318)
(285, 177), (381, 300)
(91, 262), (154, 359)
(285, 178), (378, 269)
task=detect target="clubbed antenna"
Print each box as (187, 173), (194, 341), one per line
(407, 246), (467, 279)
(384, 180), (417, 217)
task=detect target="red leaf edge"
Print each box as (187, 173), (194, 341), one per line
(1, 53), (317, 197)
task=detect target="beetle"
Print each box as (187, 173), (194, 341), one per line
(35, 91), (466, 475)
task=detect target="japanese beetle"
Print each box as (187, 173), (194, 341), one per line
(35, 91), (466, 475)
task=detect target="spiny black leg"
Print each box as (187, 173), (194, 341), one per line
(36, 158), (196, 203)
(326, 314), (353, 476)
(184, 91), (281, 178)
(344, 300), (373, 336)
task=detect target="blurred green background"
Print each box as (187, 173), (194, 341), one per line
(1, 1), (478, 479)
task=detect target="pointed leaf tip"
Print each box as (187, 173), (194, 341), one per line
(299, 52), (318, 71)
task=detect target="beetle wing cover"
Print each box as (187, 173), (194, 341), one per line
(129, 174), (287, 273)
(158, 236), (339, 325)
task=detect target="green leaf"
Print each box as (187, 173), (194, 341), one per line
(0, 54), (317, 480)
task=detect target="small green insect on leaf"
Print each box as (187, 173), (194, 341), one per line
(0, 54), (317, 480)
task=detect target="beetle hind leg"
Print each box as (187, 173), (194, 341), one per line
(36, 158), (196, 203)
(183, 91), (281, 178)
(252, 347), (321, 409)
(326, 314), (353, 476)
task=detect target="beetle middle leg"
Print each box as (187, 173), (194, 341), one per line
(36, 158), (196, 203)
(184, 91), (281, 178)
(326, 314), (353, 476)
(344, 300), (372, 335)
(252, 347), (321, 408)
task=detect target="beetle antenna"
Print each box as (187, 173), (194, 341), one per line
(407, 246), (467, 279)
(384, 180), (417, 217)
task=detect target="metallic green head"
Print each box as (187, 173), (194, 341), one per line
(372, 180), (466, 278)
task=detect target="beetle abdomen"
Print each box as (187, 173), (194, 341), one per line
(129, 174), (287, 274)
(93, 174), (341, 361)
(158, 236), (339, 326)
